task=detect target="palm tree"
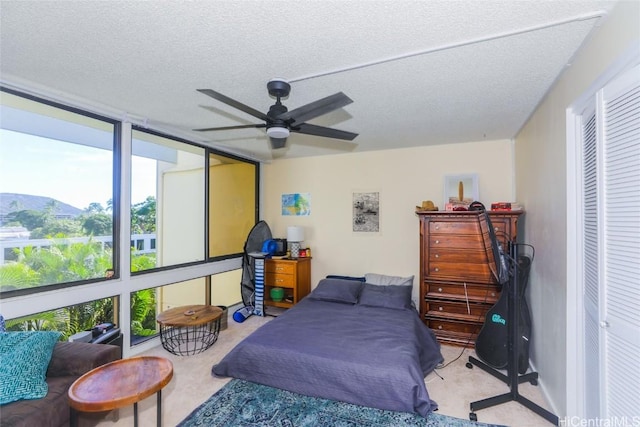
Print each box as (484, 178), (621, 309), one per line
(9, 200), (23, 212)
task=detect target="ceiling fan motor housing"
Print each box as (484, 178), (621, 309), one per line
(267, 79), (291, 99)
(266, 101), (290, 138)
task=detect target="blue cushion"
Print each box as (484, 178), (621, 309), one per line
(364, 273), (414, 288)
(0, 331), (61, 404)
(325, 275), (366, 282)
(358, 283), (413, 310)
(309, 278), (364, 304)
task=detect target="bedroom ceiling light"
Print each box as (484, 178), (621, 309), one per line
(287, 226), (305, 258)
(266, 126), (290, 139)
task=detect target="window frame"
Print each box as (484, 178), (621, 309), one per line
(0, 87), (121, 298)
(0, 86), (260, 357)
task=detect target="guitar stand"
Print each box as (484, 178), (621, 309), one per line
(466, 244), (559, 426)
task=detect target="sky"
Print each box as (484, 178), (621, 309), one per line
(0, 129), (156, 210)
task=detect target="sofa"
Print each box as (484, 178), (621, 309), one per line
(1, 341), (121, 427)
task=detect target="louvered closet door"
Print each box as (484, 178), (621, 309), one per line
(580, 105), (600, 421)
(600, 63), (640, 418)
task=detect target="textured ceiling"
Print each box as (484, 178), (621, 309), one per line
(0, 1), (617, 161)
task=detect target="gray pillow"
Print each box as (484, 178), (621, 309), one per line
(358, 283), (413, 310)
(364, 273), (414, 288)
(309, 278), (364, 304)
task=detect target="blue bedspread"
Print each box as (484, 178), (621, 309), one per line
(212, 297), (444, 417)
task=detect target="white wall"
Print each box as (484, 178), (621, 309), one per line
(514, 0), (639, 416)
(263, 139), (514, 305)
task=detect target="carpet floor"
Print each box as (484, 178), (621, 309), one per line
(177, 378), (506, 427)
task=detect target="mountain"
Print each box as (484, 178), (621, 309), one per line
(0, 193), (83, 222)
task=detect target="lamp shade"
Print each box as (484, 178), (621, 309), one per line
(287, 226), (305, 242)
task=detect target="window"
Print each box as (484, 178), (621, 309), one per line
(208, 152), (258, 258)
(1, 87), (260, 355)
(4, 296), (119, 341)
(131, 129), (206, 272)
(0, 89), (117, 295)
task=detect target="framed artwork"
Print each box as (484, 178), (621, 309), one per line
(352, 192), (379, 232)
(282, 193), (311, 216)
(443, 174), (478, 209)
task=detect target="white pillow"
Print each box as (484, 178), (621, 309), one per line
(364, 273), (414, 288)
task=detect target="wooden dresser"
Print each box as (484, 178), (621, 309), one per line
(265, 258), (311, 309)
(416, 210), (523, 347)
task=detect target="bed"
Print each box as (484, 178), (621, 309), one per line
(212, 277), (444, 418)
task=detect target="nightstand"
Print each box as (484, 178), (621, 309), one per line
(265, 258), (311, 308)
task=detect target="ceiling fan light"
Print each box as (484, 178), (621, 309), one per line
(267, 126), (290, 139)
(270, 138), (287, 149)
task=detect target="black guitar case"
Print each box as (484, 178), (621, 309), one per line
(475, 253), (532, 374)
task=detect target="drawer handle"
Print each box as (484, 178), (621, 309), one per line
(495, 227), (500, 232)
(435, 254), (439, 258)
(435, 225), (439, 230)
(438, 288), (443, 292)
(434, 267), (439, 272)
(491, 292), (496, 297)
(276, 279), (284, 283)
(438, 325), (443, 330)
(276, 267), (284, 271)
(435, 240), (440, 244)
(438, 306), (443, 311)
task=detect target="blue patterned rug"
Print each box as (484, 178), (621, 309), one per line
(177, 379), (507, 427)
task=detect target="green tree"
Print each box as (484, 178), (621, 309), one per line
(0, 240), (158, 339)
(5, 309), (69, 336)
(30, 219), (83, 239)
(130, 288), (157, 337)
(84, 202), (105, 214)
(131, 196), (156, 234)
(9, 200), (23, 212)
(82, 213), (112, 236)
(0, 262), (39, 292)
(44, 199), (59, 215)
(5, 209), (49, 230)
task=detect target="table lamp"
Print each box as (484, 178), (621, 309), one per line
(287, 226), (305, 258)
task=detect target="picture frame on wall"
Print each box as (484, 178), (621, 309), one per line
(352, 191), (379, 232)
(443, 174), (478, 210)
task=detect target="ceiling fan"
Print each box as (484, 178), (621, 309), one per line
(194, 79), (358, 149)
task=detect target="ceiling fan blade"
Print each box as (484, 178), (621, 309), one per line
(197, 89), (270, 122)
(193, 123), (266, 132)
(291, 123), (358, 141)
(279, 92), (353, 124)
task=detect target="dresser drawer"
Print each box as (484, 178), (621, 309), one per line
(425, 300), (488, 323)
(429, 221), (479, 235)
(425, 281), (499, 304)
(266, 272), (295, 288)
(426, 318), (482, 337)
(266, 262), (295, 275)
(426, 261), (494, 282)
(426, 318), (482, 347)
(429, 234), (484, 249)
(428, 248), (487, 264)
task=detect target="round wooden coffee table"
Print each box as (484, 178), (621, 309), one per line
(68, 356), (173, 427)
(156, 304), (223, 356)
